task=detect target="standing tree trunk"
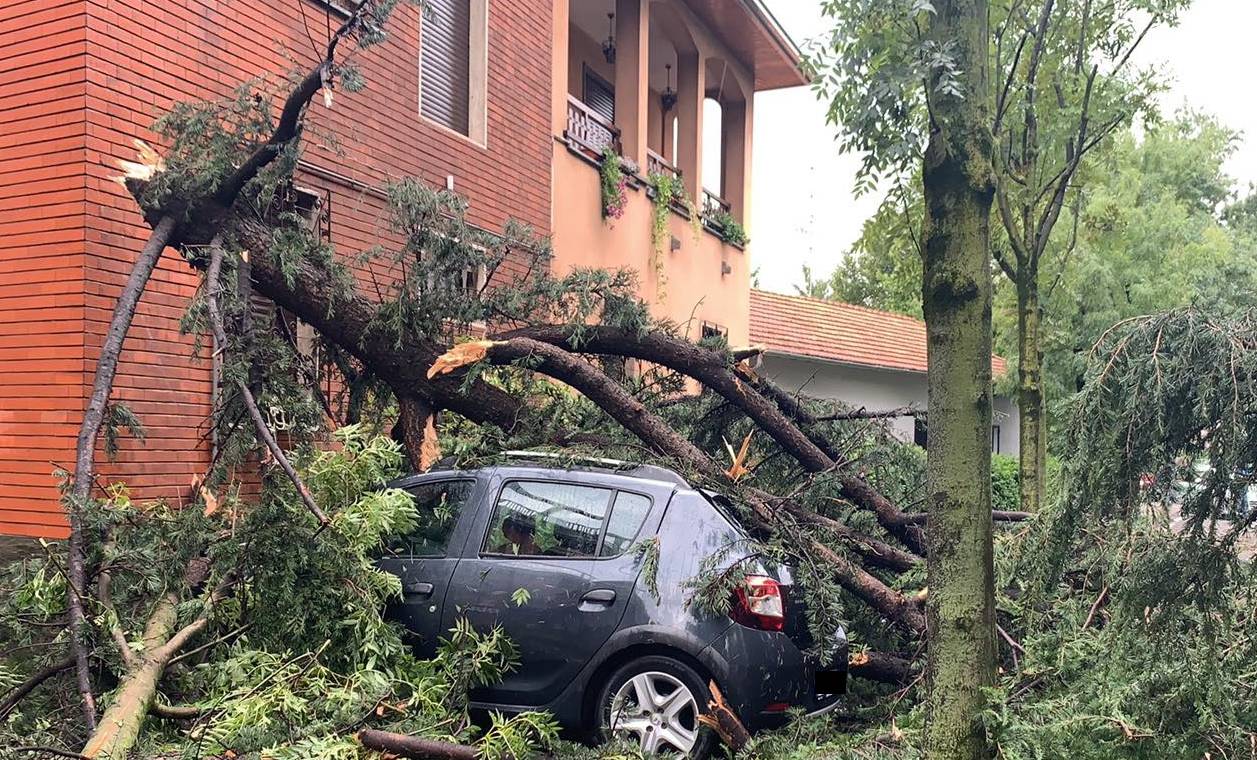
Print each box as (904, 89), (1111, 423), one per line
(920, 2), (998, 759)
(1016, 278), (1047, 514)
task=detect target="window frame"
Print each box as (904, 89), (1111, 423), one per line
(388, 478), (478, 558)
(417, 0), (490, 147)
(479, 479), (654, 561)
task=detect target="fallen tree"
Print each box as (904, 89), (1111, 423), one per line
(12, 9), (1024, 755)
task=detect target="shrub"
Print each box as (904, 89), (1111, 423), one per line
(992, 453), (1019, 512)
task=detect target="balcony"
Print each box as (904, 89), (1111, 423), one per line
(557, 1), (755, 237)
(550, 0), (802, 345)
(563, 95), (621, 163)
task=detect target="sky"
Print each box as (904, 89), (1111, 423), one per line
(748, 0), (1257, 295)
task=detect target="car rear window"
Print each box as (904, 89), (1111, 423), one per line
(599, 491), (652, 557)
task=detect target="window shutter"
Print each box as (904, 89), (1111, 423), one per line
(583, 68), (615, 123)
(421, 0), (472, 134)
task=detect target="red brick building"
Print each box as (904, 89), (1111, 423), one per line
(0, 0), (804, 538)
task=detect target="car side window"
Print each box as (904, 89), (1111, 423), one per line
(599, 491), (652, 557)
(388, 480), (474, 556)
(484, 481), (612, 558)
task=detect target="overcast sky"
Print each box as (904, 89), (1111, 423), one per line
(749, 0), (1257, 295)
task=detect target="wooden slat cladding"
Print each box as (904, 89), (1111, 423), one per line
(0, 0), (552, 538)
(421, 0), (472, 134)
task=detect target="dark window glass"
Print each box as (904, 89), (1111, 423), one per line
(389, 480), (474, 556)
(599, 492), (651, 557)
(485, 482), (612, 558)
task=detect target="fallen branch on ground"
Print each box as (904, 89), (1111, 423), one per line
(356, 729), (482, 759)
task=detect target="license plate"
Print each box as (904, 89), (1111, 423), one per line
(815, 669), (845, 694)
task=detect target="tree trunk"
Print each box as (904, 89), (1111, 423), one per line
(920, 2), (998, 759)
(80, 594), (181, 758)
(1016, 278), (1047, 514)
(398, 395), (441, 472)
(65, 213), (179, 731)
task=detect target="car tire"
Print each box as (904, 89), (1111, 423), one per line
(595, 655), (717, 758)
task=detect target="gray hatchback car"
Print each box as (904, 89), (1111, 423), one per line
(379, 455), (847, 756)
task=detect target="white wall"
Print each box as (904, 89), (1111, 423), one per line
(758, 354), (1020, 458)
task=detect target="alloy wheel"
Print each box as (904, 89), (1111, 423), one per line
(607, 670), (701, 755)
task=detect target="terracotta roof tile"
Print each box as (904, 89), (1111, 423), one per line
(749, 290), (1008, 377)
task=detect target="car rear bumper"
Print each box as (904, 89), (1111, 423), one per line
(699, 622), (847, 730)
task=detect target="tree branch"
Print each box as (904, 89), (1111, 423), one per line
(492, 325), (929, 556)
(430, 337), (928, 634)
(204, 242), (330, 527)
(0, 656), (75, 721)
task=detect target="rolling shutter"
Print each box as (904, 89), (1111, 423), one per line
(421, 0), (471, 134)
(583, 68), (615, 123)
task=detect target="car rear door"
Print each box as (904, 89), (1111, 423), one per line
(378, 477), (480, 659)
(442, 472), (667, 707)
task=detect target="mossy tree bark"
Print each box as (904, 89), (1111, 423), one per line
(920, 1), (998, 759)
(1016, 278), (1047, 515)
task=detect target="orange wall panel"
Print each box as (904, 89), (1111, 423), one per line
(1, 0), (554, 537)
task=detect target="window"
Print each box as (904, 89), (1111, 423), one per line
(583, 65), (615, 123)
(388, 480), (475, 556)
(599, 492), (651, 557)
(701, 322), (728, 342)
(456, 262), (488, 298)
(914, 418), (928, 449)
(484, 481), (613, 558)
(420, 0), (488, 142)
(991, 425), (1001, 454)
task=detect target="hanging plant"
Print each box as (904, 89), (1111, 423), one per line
(599, 146), (628, 222)
(710, 209), (749, 247)
(647, 171), (683, 298)
(647, 171), (679, 254)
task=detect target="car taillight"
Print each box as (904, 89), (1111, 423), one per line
(730, 575), (785, 632)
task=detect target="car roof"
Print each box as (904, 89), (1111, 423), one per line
(387, 452), (691, 492)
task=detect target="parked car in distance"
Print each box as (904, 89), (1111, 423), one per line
(378, 453), (847, 757)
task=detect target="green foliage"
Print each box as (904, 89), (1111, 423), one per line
(631, 536), (661, 605)
(798, 182), (924, 318)
(1008, 113), (1257, 426)
(0, 429), (560, 758)
(991, 454), (1019, 513)
(102, 401), (146, 461)
(599, 146), (628, 220)
(648, 172), (677, 251)
(708, 209), (749, 247)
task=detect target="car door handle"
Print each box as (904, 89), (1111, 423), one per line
(580, 589), (616, 608)
(403, 581), (435, 597)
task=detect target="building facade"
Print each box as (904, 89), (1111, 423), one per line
(0, 1), (803, 537)
(749, 290), (1019, 457)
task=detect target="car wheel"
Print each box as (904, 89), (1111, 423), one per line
(596, 655), (716, 757)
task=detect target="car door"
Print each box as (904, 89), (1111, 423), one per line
(378, 478), (480, 659)
(443, 474), (657, 706)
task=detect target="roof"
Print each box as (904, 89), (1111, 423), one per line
(684, 0), (809, 91)
(749, 290), (1008, 377)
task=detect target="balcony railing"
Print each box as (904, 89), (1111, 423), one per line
(701, 188), (731, 220)
(646, 148), (680, 181)
(564, 95), (621, 162)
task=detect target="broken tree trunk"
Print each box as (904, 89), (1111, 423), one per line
(698, 681), (750, 751)
(81, 560), (222, 758)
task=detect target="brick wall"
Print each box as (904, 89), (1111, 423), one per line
(0, 0), (89, 538)
(0, 0), (553, 537)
